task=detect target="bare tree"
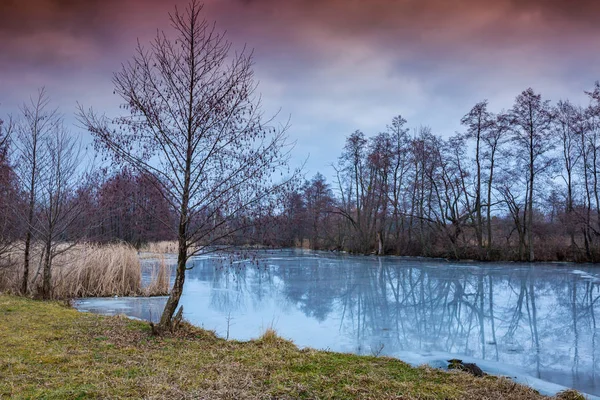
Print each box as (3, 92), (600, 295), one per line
(461, 100), (494, 255)
(481, 112), (509, 256)
(36, 124), (85, 299)
(14, 88), (58, 294)
(0, 114), (11, 151)
(0, 115), (17, 258)
(386, 116), (411, 250)
(509, 88), (555, 261)
(303, 173), (334, 250)
(553, 100), (583, 249)
(78, 1), (293, 329)
(584, 82), (600, 254)
(336, 130), (371, 252)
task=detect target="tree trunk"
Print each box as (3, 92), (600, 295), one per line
(21, 177), (37, 295)
(475, 128), (483, 254)
(528, 130), (535, 262)
(42, 239), (52, 299)
(486, 151), (495, 259)
(21, 231), (32, 294)
(159, 234), (187, 329)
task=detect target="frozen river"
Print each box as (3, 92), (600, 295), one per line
(75, 249), (600, 398)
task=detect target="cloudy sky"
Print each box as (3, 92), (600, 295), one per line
(1, 0), (600, 178)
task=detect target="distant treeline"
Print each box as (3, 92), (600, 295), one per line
(2, 84), (600, 263)
(268, 85), (600, 262)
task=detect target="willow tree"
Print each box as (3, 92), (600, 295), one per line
(78, 1), (292, 329)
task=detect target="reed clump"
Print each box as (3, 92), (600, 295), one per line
(144, 254), (170, 296)
(0, 242), (169, 299)
(140, 241), (178, 254)
(53, 243), (142, 298)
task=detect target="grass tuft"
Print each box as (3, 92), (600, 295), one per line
(259, 327), (279, 342)
(555, 389), (587, 400)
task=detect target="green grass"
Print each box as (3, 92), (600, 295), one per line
(0, 295), (579, 399)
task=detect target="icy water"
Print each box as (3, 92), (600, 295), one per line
(75, 249), (600, 398)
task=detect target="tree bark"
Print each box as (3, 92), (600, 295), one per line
(42, 239), (52, 299)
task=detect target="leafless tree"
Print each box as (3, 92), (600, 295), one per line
(14, 88), (59, 294)
(0, 114), (11, 151)
(481, 112), (509, 256)
(461, 100), (494, 255)
(553, 100), (583, 249)
(336, 130), (371, 252)
(509, 88), (555, 261)
(303, 173), (335, 250)
(0, 115), (16, 258)
(386, 116), (411, 249)
(35, 124), (85, 299)
(78, 1), (293, 329)
(584, 82), (600, 253)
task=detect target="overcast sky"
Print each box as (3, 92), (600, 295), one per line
(2, 0), (600, 178)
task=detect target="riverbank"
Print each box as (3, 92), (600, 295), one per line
(0, 295), (583, 399)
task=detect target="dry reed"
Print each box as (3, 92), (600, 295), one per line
(140, 241), (178, 254)
(144, 254), (171, 296)
(0, 245), (20, 293)
(53, 243), (142, 298)
(0, 242), (169, 299)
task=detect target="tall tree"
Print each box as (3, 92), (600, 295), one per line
(0, 115), (18, 258)
(303, 173), (334, 249)
(509, 88), (555, 261)
(461, 100), (493, 254)
(14, 88), (58, 294)
(585, 82), (600, 252)
(94, 169), (175, 244)
(79, 1), (292, 329)
(37, 123), (85, 299)
(553, 100), (583, 249)
(386, 116), (410, 250)
(367, 132), (393, 254)
(481, 112), (509, 255)
(337, 130), (370, 252)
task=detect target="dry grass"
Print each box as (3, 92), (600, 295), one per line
(0, 242), (168, 298)
(52, 243), (142, 298)
(259, 327), (280, 344)
(0, 295), (576, 400)
(144, 254), (171, 296)
(0, 245), (20, 292)
(140, 240), (178, 254)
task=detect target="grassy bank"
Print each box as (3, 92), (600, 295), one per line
(0, 296), (582, 399)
